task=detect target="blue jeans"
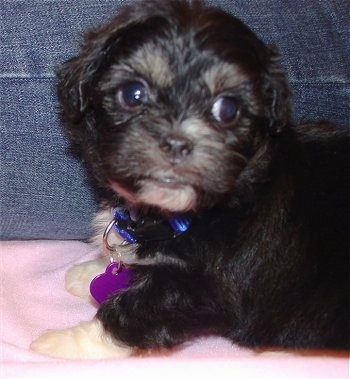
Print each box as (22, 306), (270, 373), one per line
(1, 0), (349, 240)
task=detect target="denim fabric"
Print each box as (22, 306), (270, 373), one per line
(1, 0), (349, 240)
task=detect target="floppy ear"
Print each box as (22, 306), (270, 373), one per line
(56, 35), (113, 148)
(57, 3), (150, 129)
(57, 25), (119, 126)
(57, 56), (91, 124)
(57, 28), (117, 154)
(262, 46), (291, 135)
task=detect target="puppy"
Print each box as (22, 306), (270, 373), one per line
(31, 0), (349, 358)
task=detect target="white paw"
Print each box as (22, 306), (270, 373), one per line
(30, 319), (133, 359)
(65, 258), (107, 299)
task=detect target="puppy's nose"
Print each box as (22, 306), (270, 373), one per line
(159, 135), (193, 163)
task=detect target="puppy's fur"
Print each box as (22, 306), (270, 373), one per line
(31, 0), (349, 358)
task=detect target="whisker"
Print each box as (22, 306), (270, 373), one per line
(230, 151), (249, 163)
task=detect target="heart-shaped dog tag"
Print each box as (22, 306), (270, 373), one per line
(90, 262), (132, 304)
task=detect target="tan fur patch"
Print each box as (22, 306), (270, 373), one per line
(203, 62), (248, 94)
(126, 43), (174, 87)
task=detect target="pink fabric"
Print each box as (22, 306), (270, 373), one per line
(1, 240), (348, 378)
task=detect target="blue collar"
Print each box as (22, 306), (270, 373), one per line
(112, 208), (192, 244)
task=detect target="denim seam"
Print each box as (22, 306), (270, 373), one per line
(0, 76), (54, 80)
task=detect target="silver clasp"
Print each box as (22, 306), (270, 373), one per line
(102, 218), (129, 264)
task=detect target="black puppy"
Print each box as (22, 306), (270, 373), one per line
(32, 0), (349, 358)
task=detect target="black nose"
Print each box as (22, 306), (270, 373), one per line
(159, 134), (193, 163)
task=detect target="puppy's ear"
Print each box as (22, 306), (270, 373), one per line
(57, 4), (148, 127)
(57, 56), (90, 124)
(262, 46), (291, 135)
(57, 27), (116, 126)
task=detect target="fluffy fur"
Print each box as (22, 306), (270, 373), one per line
(32, 0), (349, 358)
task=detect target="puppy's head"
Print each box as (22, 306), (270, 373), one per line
(59, 0), (290, 213)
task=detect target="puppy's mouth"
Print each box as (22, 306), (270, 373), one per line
(144, 175), (188, 189)
(110, 175), (198, 212)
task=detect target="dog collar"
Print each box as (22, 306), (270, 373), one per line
(111, 207), (192, 244)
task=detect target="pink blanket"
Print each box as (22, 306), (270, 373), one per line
(1, 240), (348, 378)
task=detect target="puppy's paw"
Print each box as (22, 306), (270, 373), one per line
(65, 258), (107, 299)
(30, 319), (133, 359)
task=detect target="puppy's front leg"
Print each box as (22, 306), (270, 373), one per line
(97, 266), (220, 350)
(65, 257), (107, 299)
(32, 266), (219, 358)
(31, 318), (133, 359)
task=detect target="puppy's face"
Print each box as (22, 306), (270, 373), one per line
(59, 1), (290, 213)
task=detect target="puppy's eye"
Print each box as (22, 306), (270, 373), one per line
(117, 82), (147, 109)
(211, 96), (240, 125)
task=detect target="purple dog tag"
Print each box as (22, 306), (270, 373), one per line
(90, 262), (132, 304)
